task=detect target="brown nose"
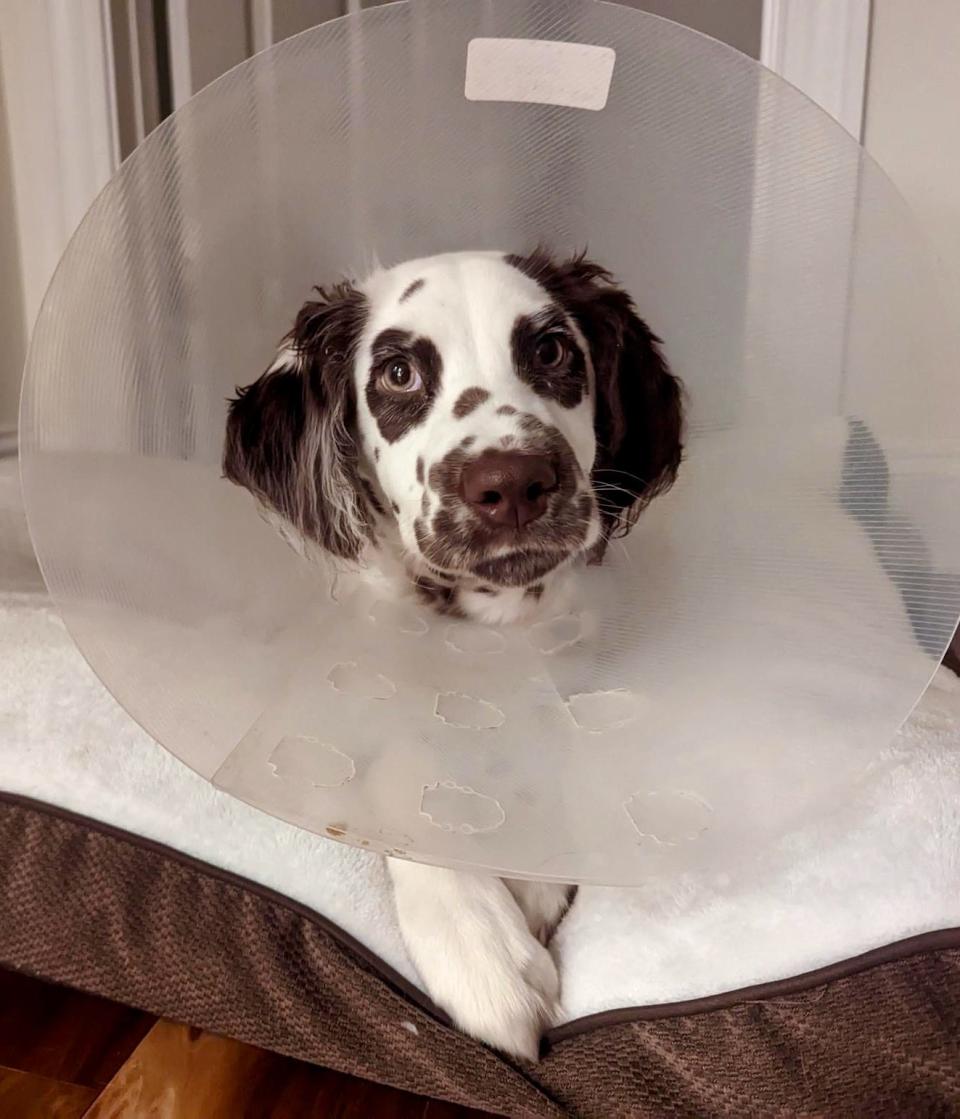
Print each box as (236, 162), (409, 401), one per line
(460, 451), (558, 529)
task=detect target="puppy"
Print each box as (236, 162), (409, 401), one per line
(224, 249), (683, 1059)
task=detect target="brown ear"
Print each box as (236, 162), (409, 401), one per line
(223, 282), (371, 558)
(507, 250), (684, 539)
(585, 282), (684, 537)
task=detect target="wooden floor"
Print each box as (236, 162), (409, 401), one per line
(0, 967), (495, 1118)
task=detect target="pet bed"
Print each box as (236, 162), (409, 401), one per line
(4, 445), (960, 1116)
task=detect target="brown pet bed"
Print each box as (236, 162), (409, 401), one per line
(3, 792), (960, 1117)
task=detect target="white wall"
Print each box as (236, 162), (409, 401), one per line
(862, 0), (960, 638)
(0, 57), (26, 433)
(864, 0), (960, 288)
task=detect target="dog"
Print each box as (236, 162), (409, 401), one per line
(224, 249), (683, 1059)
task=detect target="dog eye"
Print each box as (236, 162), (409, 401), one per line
(534, 333), (569, 370)
(379, 358), (423, 394)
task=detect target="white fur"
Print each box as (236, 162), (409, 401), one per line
(505, 879), (574, 945)
(387, 860), (564, 1060)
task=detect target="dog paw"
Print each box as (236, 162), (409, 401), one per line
(448, 930), (559, 1061)
(387, 861), (561, 1060)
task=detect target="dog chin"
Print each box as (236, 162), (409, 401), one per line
(469, 548), (571, 588)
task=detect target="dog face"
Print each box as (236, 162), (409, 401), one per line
(224, 250), (683, 612)
(359, 252), (606, 592)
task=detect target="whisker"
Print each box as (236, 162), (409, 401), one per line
(592, 482), (640, 500)
(591, 479), (640, 494)
(595, 466), (653, 487)
(592, 485), (642, 508)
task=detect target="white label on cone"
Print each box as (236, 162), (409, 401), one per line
(465, 38), (615, 111)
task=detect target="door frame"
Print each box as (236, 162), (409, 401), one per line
(761, 0), (871, 140)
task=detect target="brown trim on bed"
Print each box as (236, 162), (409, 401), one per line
(4, 790), (960, 1116)
(4, 789), (960, 1041)
(0, 791), (562, 1116)
(0, 790), (445, 1025)
(545, 925), (960, 1045)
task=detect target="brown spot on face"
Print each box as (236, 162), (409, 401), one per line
(416, 457), (424, 484)
(399, 278), (425, 303)
(511, 310), (586, 410)
(497, 405), (517, 416)
(374, 447), (380, 462)
(391, 501), (400, 514)
(432, 509), (462, 551)
(526, 583), (545, 600)
(428, 446), (471, 500)
(365, 328), (443, 443)
(453, 387), (490, 419)
(461, 436), (476, 449)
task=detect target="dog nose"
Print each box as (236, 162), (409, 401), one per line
(460, 451), (558, 529)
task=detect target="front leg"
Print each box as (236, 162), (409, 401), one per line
(387, 858), (560, 1060)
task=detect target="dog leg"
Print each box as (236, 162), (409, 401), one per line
(388, 858), (560, 1060)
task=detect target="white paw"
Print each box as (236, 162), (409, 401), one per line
(445, 922), (560, 1061)
(388, 860), (561, 1060)
(505, 879), (574, 944)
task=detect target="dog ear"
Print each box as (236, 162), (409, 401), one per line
(581, 280), (684, 539)
(223, 282), (371, 559)
(507, 250), (683, 541)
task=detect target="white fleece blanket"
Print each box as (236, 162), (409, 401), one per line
(2, 456), (959, 1023)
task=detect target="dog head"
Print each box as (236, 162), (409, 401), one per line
(224, 250), (683, 615)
